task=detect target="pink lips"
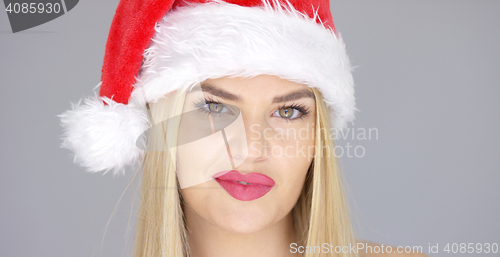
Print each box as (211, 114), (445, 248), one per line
(213, 170), (275, 201)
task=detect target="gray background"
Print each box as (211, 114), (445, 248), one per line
(1, 1), (499, 256)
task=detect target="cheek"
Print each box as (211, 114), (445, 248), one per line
(180, 179), (219, 218)
(274, 140), (313, 194)
(268, 125), (315, 207)
(176, 131), (234, 189)
(271, 120), (315, 167)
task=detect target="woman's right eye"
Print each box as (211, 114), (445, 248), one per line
(199, 102), (232, 115)
(208, 103), (224, 113)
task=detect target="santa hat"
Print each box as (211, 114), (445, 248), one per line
(58, 0), (356, 175)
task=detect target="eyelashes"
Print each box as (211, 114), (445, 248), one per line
(193, 97), (311, 121)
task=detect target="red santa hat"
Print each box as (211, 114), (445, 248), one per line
(59, 0), (356, 175)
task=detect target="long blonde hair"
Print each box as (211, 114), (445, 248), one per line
(131, 87), (358, 257)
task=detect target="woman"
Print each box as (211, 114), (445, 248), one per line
(59, 0), (426, 256)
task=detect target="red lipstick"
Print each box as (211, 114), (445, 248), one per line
(213, 170), (275, 201)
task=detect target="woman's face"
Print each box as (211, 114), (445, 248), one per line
(178, 75), (316, 234)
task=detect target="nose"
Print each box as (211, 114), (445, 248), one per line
(224, 111), (270, 165)
(243, 121), (269, 162)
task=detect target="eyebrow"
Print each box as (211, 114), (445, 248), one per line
(192, 83), (242, 102)
(190, 83), (314, 103)
(272, 89), (314, 103)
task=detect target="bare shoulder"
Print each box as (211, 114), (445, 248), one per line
(356, 241), (430, 257)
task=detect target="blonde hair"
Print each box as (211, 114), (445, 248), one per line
(130, 87), (358, 257)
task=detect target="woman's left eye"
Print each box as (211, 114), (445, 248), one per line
(272, 107), (302, 119)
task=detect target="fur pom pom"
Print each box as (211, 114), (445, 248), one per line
(58, 93), (149, 175)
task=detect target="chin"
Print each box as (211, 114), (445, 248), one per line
(182, 179), (281, 235)
(210, 197), (277, 234)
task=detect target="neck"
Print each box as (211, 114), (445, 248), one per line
(185, 206), (296, 257)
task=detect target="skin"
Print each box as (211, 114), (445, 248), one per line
(177, 75), (430, 257)
(179, 75), (316, 257)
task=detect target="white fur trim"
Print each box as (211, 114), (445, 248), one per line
(58, 92), (149, 175)
(134, 0), (356, 129)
